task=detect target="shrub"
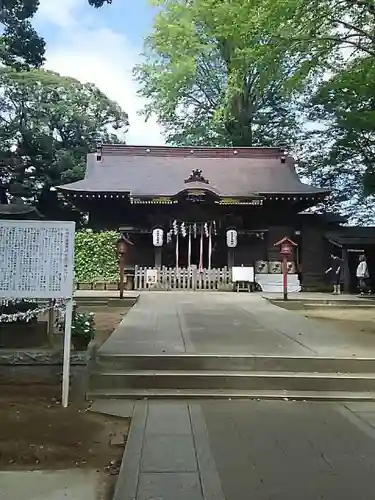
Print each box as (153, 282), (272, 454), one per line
(56, 308), (96, 344)
(74, 229), (119, 282)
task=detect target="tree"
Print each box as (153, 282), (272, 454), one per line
(88, 0), (113, 6)
(296, 54), (375, 223)
(258, 0), (375, 219)
(0, 0), (45, 68)
(135, 0), (317, 147)
(0, 68), (128, 216)
(267, 0), (375, 58)
(0, 0), (115, 70)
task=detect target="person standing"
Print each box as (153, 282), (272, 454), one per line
(356, 254), (371, 296)
(325, 254), (342, 294)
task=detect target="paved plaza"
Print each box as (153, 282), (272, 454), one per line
(92, 291), (375, 499)
(100, 291), (375, 357)
(105, 399), (375, 500)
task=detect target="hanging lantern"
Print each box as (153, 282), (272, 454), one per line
(152, 228), (164, 247)
(226, 229), (238, 248)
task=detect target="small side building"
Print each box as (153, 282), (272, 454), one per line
(57, 144), (345, 291)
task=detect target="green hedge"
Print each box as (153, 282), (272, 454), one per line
(74, 230), (119, 282)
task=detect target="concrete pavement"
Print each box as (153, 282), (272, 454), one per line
(113, 399), (375, 500)
(99, 291), (375, 357)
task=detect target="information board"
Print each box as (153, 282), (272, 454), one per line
(146, 269), (158, 285)
(232, 266), (254, 283)
(0, 220), (75, 299)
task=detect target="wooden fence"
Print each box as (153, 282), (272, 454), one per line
(134, 266), (233, 291)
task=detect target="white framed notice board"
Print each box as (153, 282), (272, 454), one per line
(232, 266), (255, 282)
(0, 220), (75, 299)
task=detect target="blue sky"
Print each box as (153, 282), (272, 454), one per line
(34, 0), (164, 145)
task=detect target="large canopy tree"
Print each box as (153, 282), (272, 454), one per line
(271, 0), (375, 219)
(0, 0), (115, 69)
(0, 0), (45, 68)
(0, 68), (128, 216)
(134, 0), (319, 147)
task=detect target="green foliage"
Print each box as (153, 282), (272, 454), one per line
(88, 0), (113, 6)
(135, 0), (312, 147)
(74, 230), (120, 282)
(56, 309), (96, 344)
(0, 68), (128, 217)
(0, 0), (45, 69)
(283, 0), (375, 219)
(0, 0), (115, 69)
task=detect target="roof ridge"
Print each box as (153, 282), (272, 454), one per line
(100, 144), (283, 159)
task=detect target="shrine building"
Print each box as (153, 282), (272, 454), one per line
(57, 144), (370, 292)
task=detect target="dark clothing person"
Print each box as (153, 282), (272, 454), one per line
(325, 255), (342, 294)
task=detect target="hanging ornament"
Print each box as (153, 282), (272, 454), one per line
(152, 228), (164, 247)
(204, 222), (209, 238)
(193, 223), (197, 239)
(166, 230), (172, 244)
(172, 220), (178, 236)
(226, 229), (238, 248)
(181, 222), (187, 238)
(213, 221), (217, 235)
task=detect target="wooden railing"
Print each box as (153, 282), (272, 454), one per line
(134, 266), (232, 291)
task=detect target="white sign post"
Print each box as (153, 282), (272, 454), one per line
(0, 220), (75, 407)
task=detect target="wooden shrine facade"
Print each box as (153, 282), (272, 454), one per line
(57, 144), (344, 291)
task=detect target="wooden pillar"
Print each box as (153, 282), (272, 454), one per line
(228, 249), (234, 269)
(119, 254), (125, 299)
(342, 247), (350, 293)
(155, 247), (162, 268)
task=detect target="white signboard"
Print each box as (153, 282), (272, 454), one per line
(0, 220), (75, 408)
(0, 220), (75, 299)
(232, 266), (254, 282)
(146, 269), (158, 285)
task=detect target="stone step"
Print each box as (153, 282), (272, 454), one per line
(90, 370), (375, 392)
(74, 298), (137, 308)
(96, 354), (375, 373)
(86, 388), (375, 401)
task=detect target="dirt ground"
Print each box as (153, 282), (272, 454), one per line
(0, 397), (129, 498)
(0, 303), (131, 498)
(300, 307), (375, 335)
(0, 397), (129, 470)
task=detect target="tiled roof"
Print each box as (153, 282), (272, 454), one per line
(326, 227), (375, 247)
(57, 145), (328, 197)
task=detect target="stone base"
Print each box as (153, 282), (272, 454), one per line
(0, 350), (90, 401)
(0, 321), (48, 348)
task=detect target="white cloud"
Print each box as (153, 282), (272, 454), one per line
(36, 0), (165, 145)
(36, 0), (81, 28)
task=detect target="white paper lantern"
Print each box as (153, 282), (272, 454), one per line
(226, 229), (237, 248)
(152, 228), (164, 247)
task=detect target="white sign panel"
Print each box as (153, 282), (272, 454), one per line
(232, 266), (254, 282)
(0, 220), (75, 299)
(146, 269), (158, 285)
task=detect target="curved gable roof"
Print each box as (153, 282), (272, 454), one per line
(58, 145), (329, 197)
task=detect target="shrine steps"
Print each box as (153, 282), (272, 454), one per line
(87, 388), (375, 402)
(87, 354), (375, 401)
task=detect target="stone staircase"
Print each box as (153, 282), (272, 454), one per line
(87, 353), (375, 401)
